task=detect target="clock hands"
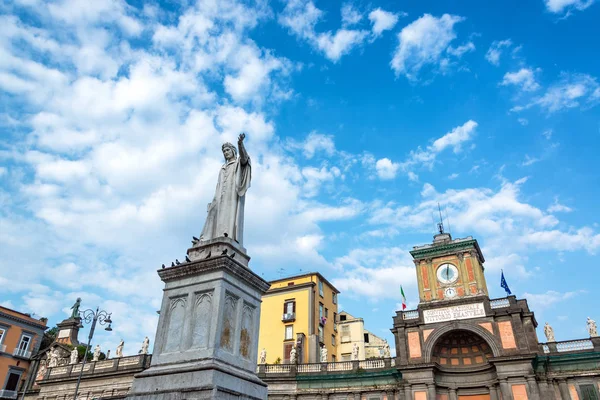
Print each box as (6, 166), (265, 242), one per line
(446, 264), (450, 280)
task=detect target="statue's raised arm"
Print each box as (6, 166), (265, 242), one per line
(199, 134), (252, 247)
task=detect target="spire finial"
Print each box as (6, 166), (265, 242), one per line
(437, 203), (444, 234)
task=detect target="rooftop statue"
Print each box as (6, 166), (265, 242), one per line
(70, 297), (81, 319)
(200, 133), (251, 246)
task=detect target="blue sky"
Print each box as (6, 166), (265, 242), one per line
(1, 0), (599, 356)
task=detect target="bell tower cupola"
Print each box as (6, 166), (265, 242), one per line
(410, 231), (488, 303)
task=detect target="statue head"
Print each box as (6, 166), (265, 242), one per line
(222, 142), (237, 161)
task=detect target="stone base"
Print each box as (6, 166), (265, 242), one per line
(127, 359), (267, 400)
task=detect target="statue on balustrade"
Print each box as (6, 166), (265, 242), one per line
(93, 345), (101, 361)
(320, 346), (327, 363)
(70, 297), (82, 319)
(70, 348), (79, 364)
(289, 345), (297, 364)
(199, 133), (251, 246)
(544, 322), (556, 342)
(587, 317), (598, 337)
(383, 342), (391, 358)
(140, 337), (150, 354)
(352, 343), (359, 360)
(116, 339), (124, 357)
(259, 348), (267, 364)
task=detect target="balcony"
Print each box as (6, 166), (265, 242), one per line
(281, 313), (295, 322)
(0, 389), (17, 399)
(12, 348), (32, 359)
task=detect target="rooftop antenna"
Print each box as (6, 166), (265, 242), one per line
(437, 203), (445, 234)
(444, 206), (452, 235)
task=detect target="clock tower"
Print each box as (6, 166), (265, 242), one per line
(410, 231), (488, 302)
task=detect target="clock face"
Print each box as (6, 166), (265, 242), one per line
(445, 287), (457, 298)
(437, 263), (459, 284)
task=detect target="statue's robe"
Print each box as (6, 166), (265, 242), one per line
(200, 156), (251, 245)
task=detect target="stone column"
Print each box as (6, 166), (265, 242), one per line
(449, 387), (458, 400)
(404, 384), (412, 400)
(526, 376), (540, 400)
(537, 380), (549, 399)
(354, 392), (361, 400)
(558, 379), (570, 400)
(499, 379), (511, 400)
(427, 384), (436, 400)
(386, 390), (395, 400)
(487, 385), (498, 400)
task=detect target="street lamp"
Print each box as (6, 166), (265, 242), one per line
(73, 307), (113, 400)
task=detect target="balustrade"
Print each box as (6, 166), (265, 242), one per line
(403, 310), (419, 320)
(489, 298), (510, 309)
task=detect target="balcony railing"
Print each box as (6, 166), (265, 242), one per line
(41, 354), (152, 381)
(0, 344), (6, 353)
(490, 298), (510, 309)
(0, 389), (17, 399)
(257, 357), (395, 376)
(12, 348), (31, 359)
(542, 339), (594, 354)
(402, 310), (419, 320)
(282, 313), (295, 322)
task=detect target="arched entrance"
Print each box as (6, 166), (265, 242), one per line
(429, 329), (497, 400)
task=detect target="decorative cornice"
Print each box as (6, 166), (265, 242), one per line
(158, 255), (270, 294)
(410, 239), (485, 264)
(0, 310), (47, 330)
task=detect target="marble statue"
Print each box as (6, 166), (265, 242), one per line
(48, 348), (60, 367)
(351, 343), (359, 360)
(587, 317), (598, 337)
(199, 133), (252, 246)
(106, 349), (110, 359)
(544, 322), (556, 342)
(383, 342), (391, 358)
(320, 346), (327, 363)
(289, 346), (297, 364)
(259, 348), (267, 364)
(93, 345), (101, 361)
(140, 337), (150, 354)
(70, 297), (82, 319)
(70, 348), (79, 364)
(116, 339), (124, 357)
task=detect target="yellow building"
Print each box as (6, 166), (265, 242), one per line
(337, 311), (388, 361)
(257, 272), (340, 364)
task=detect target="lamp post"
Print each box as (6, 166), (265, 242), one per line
(73, 307), (113, 400)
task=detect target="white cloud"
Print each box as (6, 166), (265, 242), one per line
(447, 42), (475, 58)
(341, 3), (362, 26)
(391, 13), (466, 80)
(544, 0), (595, 14)
(315, 29), (369, 62)
(523, 290), (583, 310)
(375, 158), (400, 179)
(368, 8), (401, 36)
(542, 129), (553, 139)
(548, 198), (573, 213)
(518, 118), (529, 126)
(448, 173), (459, 180)
(521, 155), (540, 166)
(501, 68), (540, 92)
(485, 39), (512, 65)
(511, 73), (600, 113)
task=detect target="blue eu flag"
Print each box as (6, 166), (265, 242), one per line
(500, 271), (512, 295)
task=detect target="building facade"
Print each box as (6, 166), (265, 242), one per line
(0, 306), (47, 400)
(337, 312), (388, 361)
(258, 272), (340, 364)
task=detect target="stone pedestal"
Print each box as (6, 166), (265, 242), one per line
(55, 318), (81, 345)
(127, 238), (270, 400)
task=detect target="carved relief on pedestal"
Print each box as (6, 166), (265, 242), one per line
(192, 291), (213, 349)
(239, 303), (255, 359)
(220, 292), (239, 352)
(165, 297), (187, 353)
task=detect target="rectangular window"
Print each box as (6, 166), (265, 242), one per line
(318, 281), (324, 297)
(285, 301), (294, 314)
(341, 353), (351, 361)
(325, 308), (328, 318)
(340, 314), (347, 321)
(285, 325), (293, 340)
(4, 371), (21, 391)
(364, 333), (370, 343)
(580, 384), (599, 400)
(0, 327), (5, 344)
(332, 293), (337, 304)
(341, 326), (350, 343)
(331, 334), (335, 346)
(18, 335), (31, 351)
(319, 303), (323, 319)
(332, 355), (336, 362)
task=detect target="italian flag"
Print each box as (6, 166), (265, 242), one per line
(400, 286), (407, 310)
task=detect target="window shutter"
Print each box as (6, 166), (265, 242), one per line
(283, 302), (286, 314)
(293, 301), (296, 313)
